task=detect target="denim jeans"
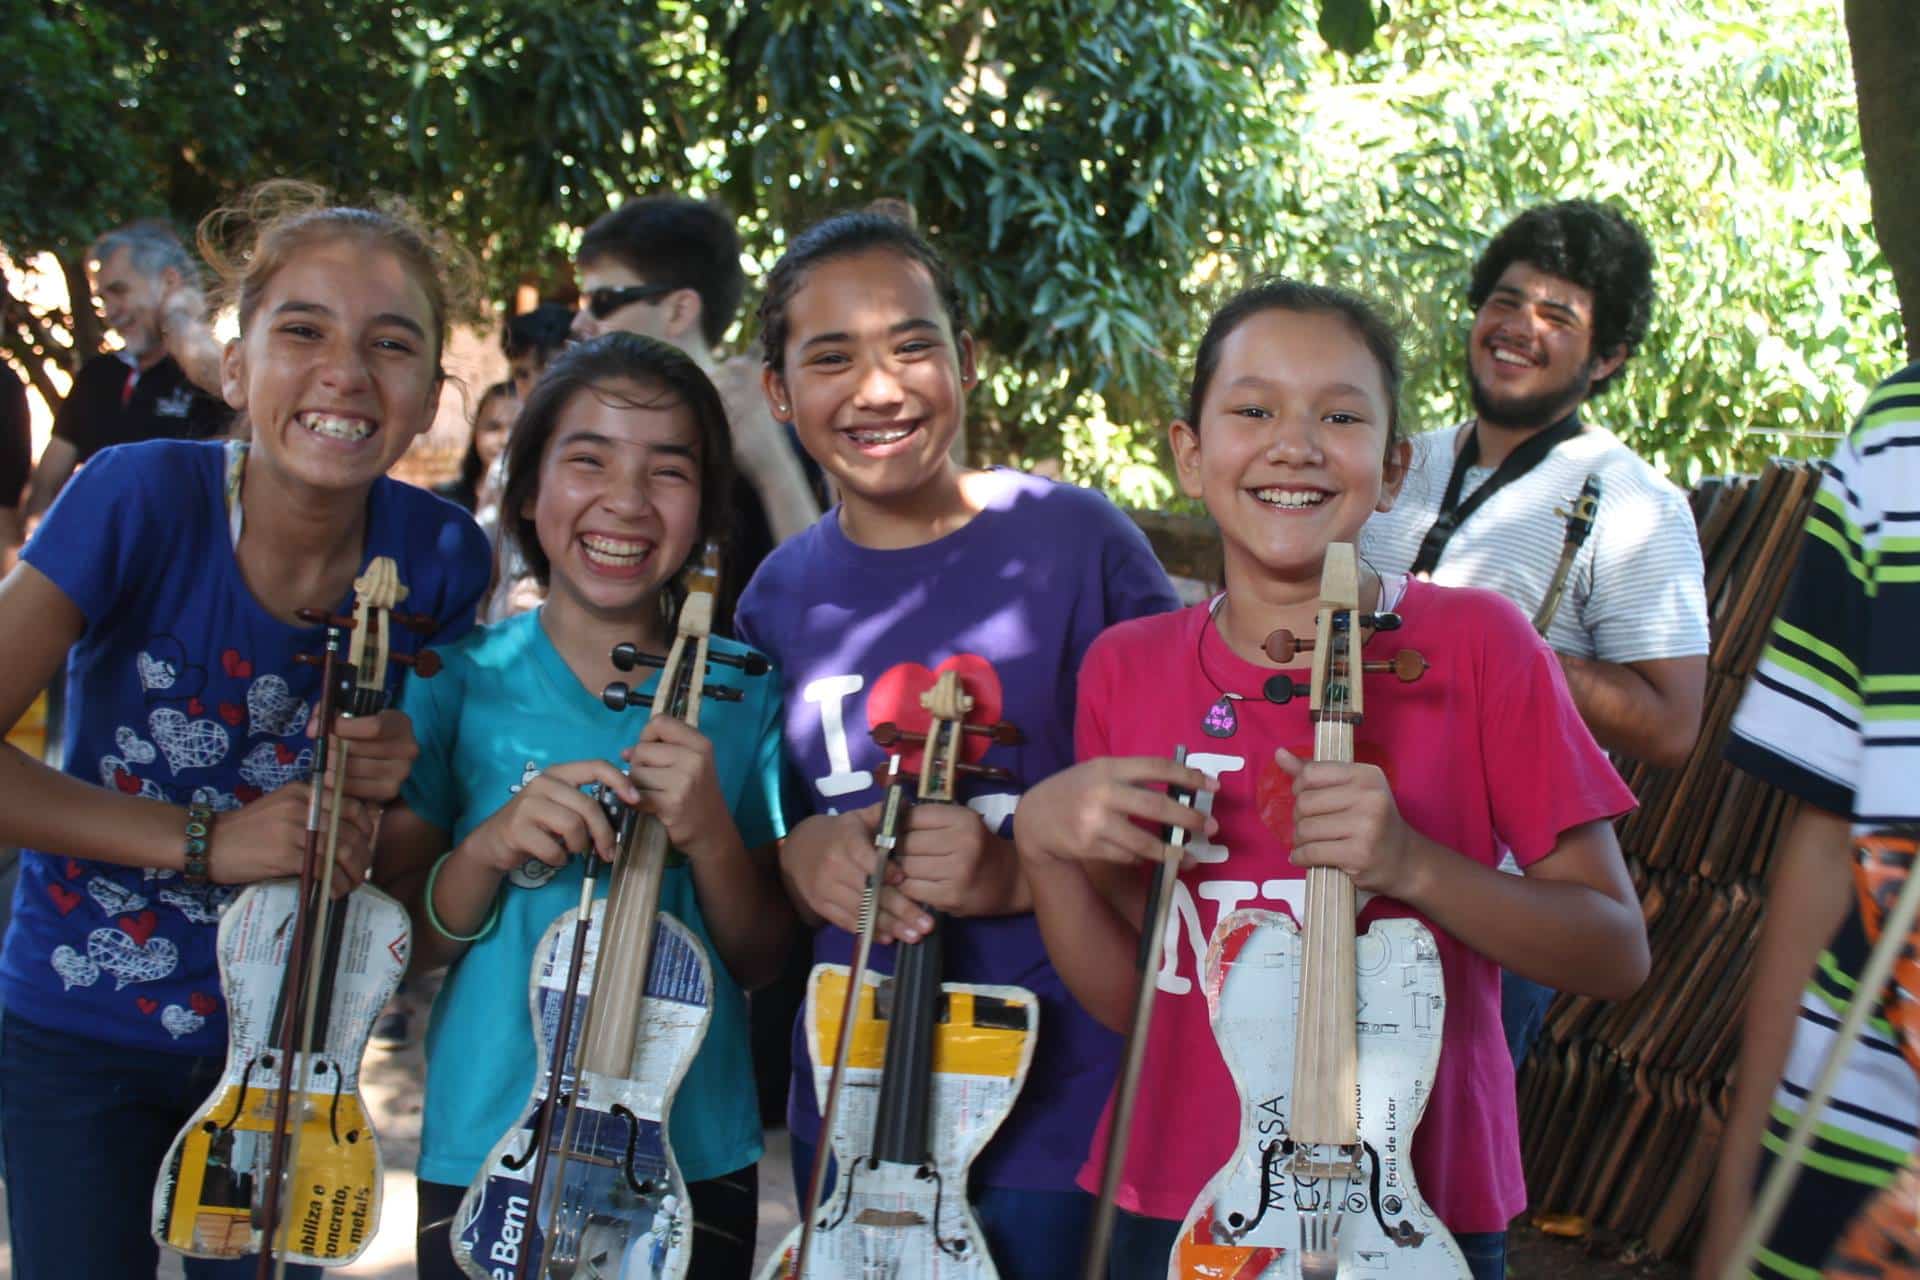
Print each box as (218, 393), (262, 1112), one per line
(0, 1011), (319, 1279)
(1501, 969), (1559, 1068)
(789, 1133), (1094, 1280)
(1103, 1208), (1506, 1280)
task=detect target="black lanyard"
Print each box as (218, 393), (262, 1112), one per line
(1409, 411), (1584, 576)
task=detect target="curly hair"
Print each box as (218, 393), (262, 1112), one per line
(197, 179), (482, 370)
(1468, 200), (1654, 397)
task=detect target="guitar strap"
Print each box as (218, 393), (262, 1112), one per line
(1410, 411), (1584, 576)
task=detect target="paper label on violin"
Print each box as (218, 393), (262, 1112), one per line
(1173, 911), (1468, 1279)
(151, 880), (408, 1264)
(454, 905), (711, 1280)
(757, 964), (1038, 1279)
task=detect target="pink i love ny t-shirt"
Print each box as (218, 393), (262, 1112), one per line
(1073, 579), (1635, 1233)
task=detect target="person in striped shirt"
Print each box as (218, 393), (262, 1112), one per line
(1696, 363), (1920, 1279)
(1363, 199), (1710, 1067)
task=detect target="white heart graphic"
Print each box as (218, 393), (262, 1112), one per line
(191, 785), (241, 813)
(246, 674), (310, 739)
(98, 755), (168, 801)
(137, 651), (177, 691)
(114, 726), (157, 765)
(50, 945), (100, 990)
(148, 707), (230, 774)
(238, 741), (312, 793)
(86, 927), (178, 989)
(158, 885), (229, 925)
(160, 1003), (207, 1040)
(85, 878), (147, 917)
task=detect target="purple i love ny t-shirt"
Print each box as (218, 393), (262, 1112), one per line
(733, 469), (1180, 1192)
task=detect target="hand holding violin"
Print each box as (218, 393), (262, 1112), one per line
(622, 715), (732, 857)
(781, 807), (932, 944)
(895, 803), (1023, 918)
(309, 707), (420, 805)
(455, 759), (641, 874)
(207, 784), (376, 899)
(1274, 747), (1421, 898)
(1013, 756), (1216, 869)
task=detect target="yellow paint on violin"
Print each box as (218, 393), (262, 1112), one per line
(162, 1089), (377, 1260)
(809, 968), (1031, 1079)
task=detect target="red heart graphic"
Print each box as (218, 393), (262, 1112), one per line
(135, 997), (159, 1015)
(187, 697), (205, 716)
(866, 654), (1005, 776)
(1253, 742), (1393, 845)
(221, 649), (252, 679)
(235, 784), (262, 804)
(218, 702), (244, 727)
(274, 743), (296, 765)
(46, 883), (81, 916)
(189, 991), (217, 1016)
(113, 768), (142, 795)
(63, 858), (83, 880)
(119, 910), (158, 947)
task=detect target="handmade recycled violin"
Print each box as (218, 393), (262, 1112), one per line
(762, 669), (1032, 1280)
(153, 557), (438, 1276)
(454, 545), (768, 1280)
(1531, 474), (1601, 636)
(1174, 544), (1466, 1279)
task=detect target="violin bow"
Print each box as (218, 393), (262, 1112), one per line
(258, 559), (421, 1280)
(1081, 745), (1197, 1280)
(791, 754), (910, 1278)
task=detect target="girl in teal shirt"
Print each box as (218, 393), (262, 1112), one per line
(377, 333), (796, 1280)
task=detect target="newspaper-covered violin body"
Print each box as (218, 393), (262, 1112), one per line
(762, 668), (1033, 1280)
(154, 557), (434, 1273)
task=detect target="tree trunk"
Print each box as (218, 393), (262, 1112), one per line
(59, 253), (103, 368)
(1846, 0), (1920, 362)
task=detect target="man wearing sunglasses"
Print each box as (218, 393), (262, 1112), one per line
(571, 197), (823, 607)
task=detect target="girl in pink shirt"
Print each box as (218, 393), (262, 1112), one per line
(1014, 280), (1650, 1280)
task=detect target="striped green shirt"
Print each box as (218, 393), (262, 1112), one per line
(1725, 362), (1920, 1277)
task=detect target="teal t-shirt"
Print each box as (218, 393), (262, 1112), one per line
(400, 608), (785, 1187)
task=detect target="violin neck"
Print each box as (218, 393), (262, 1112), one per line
(871, 908), (946, 1167)
(578, 811), (673, 1076)
(1290, 679), (1360, 1147)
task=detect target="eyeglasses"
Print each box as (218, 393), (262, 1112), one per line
(584, 283), (674, 320)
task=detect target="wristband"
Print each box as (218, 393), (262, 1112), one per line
(182, 803), (213, 886)
(424, 849), (502, 943)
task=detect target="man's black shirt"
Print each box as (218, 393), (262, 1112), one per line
(53, 353), (231, 461)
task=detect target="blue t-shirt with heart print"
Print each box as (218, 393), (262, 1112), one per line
(1, 440), (489, 1055)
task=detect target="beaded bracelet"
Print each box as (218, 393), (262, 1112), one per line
(424, 850), (502, 943)
(182, 803), (213, 886)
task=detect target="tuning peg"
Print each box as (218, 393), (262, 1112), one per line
(296, 608), (354, 629)
(708, 650), (771, 677)
(701, 685), (744, 703)
(603, 683), (655, 713)
(611, 643), (666, 673)
(1362, 611), (1401, 632)
(1264, 629), (1310, 663)
(389, 611), (436, 634)
(956, 761), (1015, 783)
(962, 721), (1024, 746)
(871, 722), (922, 749)
(292, 652), (325, 668)
(392, 650), (442, 678)
(1360, 649), (1427, 683)
(1262, 674), (1308, 704)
